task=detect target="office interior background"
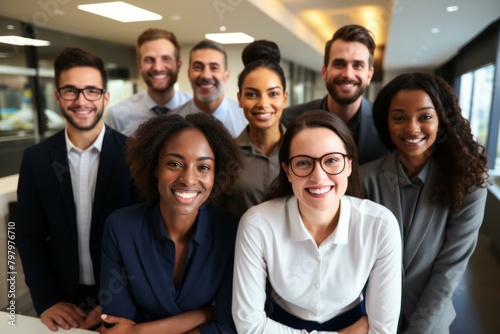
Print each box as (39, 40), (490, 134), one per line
(0, 0), (499, 332)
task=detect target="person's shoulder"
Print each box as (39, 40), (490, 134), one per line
(359, 155), (387, 175)
(170, 99), (194, 115)
(241, 198), (287, 226)
(347, 196), (397, 224)
(225, 97), (241, 108)
(175, 89), (192, 101)
(104, 125), (129, 143)
(282, 98), (325, 125)
(24, 130), (64, 155)
(106, 202), (150, 227)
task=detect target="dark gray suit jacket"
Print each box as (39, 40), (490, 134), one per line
(360, 152), (487, 333)
(281, 95), (389, 165)
(17, 126), (140, 314)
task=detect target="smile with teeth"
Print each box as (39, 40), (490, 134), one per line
(252, 112), (275, 119)
(403, 138), (424, 143)
(73, 109), (93, 115)
(173, 191), (198, 199)
(307, 186), (332, 195)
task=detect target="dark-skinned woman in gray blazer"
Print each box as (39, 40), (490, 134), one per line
(360, 73), (489, 334)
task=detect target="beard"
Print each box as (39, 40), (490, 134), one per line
(61, 105), (104, 131)
(143, 69), (178, 94)
(192, 79), (224, 103)
(325, 79), (366, 106)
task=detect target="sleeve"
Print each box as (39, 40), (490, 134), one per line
(364, 212), (402, 334)
(100, 213), (138, 321)
(402, 187), (487, 334)
(232, 212), (335, 334)
(16, 149), (62, 314)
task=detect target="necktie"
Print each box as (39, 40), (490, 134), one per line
(151, 105), (170, 115)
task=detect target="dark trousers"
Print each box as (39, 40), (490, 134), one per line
(266, 298), (366, 331)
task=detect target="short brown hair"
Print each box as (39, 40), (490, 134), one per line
(136, 28), (180, 60)
(54, 47), (107, 88)
(324, 24), (375, 68)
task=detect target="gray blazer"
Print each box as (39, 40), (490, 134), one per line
(360, 151), (487, 334)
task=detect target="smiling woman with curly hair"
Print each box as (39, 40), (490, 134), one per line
(99, 112), (242, 334)
(361, 72), (489, 333)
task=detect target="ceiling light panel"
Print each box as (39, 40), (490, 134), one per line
(205, 32), (254, 44)
(78, 1), (162, 23)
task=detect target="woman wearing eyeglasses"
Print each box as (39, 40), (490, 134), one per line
(232, 110), (402, 333)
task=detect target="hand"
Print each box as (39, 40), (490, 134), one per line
(338, 316), (369, 334)
(100, 314), (137, 334)
(82, 305), (102, 330)
(40, 301), (87, 331)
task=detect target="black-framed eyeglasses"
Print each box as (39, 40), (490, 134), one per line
(287, 152), (350, 177)
(57, 86), (106, 101)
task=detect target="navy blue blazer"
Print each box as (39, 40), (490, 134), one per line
(281, 95), (389, 165)
(100, 202), (238, 333)
(16, 126), (140, 314)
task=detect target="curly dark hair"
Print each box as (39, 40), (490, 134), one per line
(265, 110), (363, 201)
(372, 72), (489, 211)
(126, 113), (242, 203)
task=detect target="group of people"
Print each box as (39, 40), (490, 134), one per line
(16, 23), (489, 334)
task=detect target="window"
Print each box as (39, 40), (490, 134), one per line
(459, 64), (495, 147)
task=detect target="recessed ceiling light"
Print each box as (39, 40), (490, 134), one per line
(219, 26), (227, 32)
(78, 1), (162, 23)
(0, 35), (50, 46)
(431, 28), (441, 34)
(205, 32), (254, 44)
(6, 25), (15, 30)
(446, 6), (459, 12)
(170, 14), (181, 21)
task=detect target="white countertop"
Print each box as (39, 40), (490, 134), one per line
(0, 311), (95, 333)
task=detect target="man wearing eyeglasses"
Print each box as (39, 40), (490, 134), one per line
(17, 47), (139, 332)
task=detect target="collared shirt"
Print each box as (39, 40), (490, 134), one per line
(104, 90), (192, 136)
(233, 195), (402, 334)
(65, 124), (106, 285)
(101, 202), (238, 332)
(171, 97), (248, 138)
(221, 124), (284, 216)
(397, 157), (432, 241)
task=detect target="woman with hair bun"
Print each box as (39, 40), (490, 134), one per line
(217, 40), (288, 216)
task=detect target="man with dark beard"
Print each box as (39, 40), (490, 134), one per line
(104, 28), (191, 136)
(17, 47), (139, 332)
(282, 24), (388, 164)
(171, 40), (248, 137)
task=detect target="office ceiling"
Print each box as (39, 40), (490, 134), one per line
(0, 0), (499, 74)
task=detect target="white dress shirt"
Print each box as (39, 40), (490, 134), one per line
(65, 125), (105, 285)
(104, 90), (192, 136)
(233, 195), (402, 334)
(171, 97), (248, 138)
